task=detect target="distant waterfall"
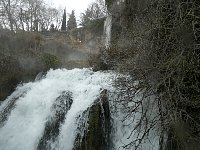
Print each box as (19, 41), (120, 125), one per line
(0, 68), (160, 150)
(104, 15), (112, 48)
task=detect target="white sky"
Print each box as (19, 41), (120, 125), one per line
(46, 0), (95, 19)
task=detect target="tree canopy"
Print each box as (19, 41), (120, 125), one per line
(79, 0), (106, 27)
(0, 0), (62, 31)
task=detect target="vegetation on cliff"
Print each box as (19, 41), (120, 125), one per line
(90, 0), (200, 149)
(0, 29), (91, 101)
(2, 0), (199, 149)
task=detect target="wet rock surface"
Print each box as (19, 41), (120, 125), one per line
(74, 89), (111, 150)
(37, 91), (73, 150)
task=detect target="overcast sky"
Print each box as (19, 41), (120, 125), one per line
(46, 0), (95, 19)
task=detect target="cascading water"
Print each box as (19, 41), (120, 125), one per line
(110, 89), (160, 150)
(0, 14), (160, 147)
(0, 68), (114, 150)
(0, 14), (160, 148)
(0, 68), (160, 150)
(104, 15), (112, 49)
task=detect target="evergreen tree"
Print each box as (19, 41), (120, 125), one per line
(61, 9), (66, 31)
(80, 8), (92, 26)
(67, 10), (77, 30)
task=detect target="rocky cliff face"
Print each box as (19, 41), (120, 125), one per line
(104, 0), (200, 150)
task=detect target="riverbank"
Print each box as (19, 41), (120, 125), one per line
(0, 30), (91, 101)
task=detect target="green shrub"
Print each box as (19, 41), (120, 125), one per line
(41, 53), (61, 69)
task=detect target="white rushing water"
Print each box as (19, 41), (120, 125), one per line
(111, 91), (160, 150)
(0, 68), (160, 150)
(0, 68), (114, 150)
(104, 15), (112, 48)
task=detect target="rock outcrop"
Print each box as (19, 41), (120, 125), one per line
(37, 91), (73, 150)
(73, 89), (111, 150)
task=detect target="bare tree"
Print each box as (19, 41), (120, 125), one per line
(39, 6), (61, 31)
(1, 0), (18, 31)
(79, 0), (107, 26)
(0, 0), (61, 31)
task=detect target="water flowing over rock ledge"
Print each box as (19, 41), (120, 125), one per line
(73, 89), (111, 150)
(0, 68), (115, 150)
(0, 68), (160, 150)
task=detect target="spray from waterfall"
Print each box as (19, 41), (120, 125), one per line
(104, 15), (112, 49)
(0, 68), (160, 150)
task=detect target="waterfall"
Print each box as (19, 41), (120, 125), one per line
(0, 68), (160, 150)
(0, 68), (114, 150)
(104, 15), (112, 49)
(110, 90), (160, 150)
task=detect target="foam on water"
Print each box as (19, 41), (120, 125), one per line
(0, 68), (114, 150)
(0, 68), (160, 150)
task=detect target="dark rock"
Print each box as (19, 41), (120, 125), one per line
(0, 54), (22, 101)
(37, 91), (73, 150)
(74, 89), (111, 150)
